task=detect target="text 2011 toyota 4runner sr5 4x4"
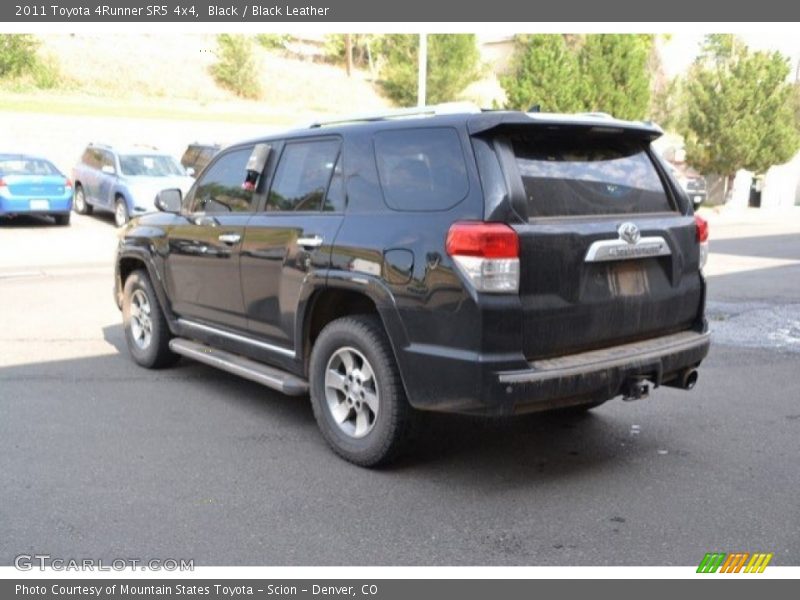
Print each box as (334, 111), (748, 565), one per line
(114, 105), (710, 466)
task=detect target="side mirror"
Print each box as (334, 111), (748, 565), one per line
(246, 143), (271, 174)
(101, 165), (116, 175)
(186, 167), (196, 177)
(155, 188), (182, 213)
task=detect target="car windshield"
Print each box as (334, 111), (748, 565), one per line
(0, 158), (60, 176)
(119, 154), (185, 177)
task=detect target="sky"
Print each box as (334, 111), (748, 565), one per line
(660, 33), (800, 78)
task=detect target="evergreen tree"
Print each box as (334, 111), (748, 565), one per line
(500, 35), (584, 112)
(578, 34), (653, 120)
(378, 34), (481, 106)
(683, 35), (800, 179)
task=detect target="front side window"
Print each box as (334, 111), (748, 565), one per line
(267, 139), (341, 212)
(190, 147), (255, 213)
(374, 127), (469, 211)
(511, 135), (675, 217)
(100, 151), (116, 171)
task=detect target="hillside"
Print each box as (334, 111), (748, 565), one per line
(2, 34), (394, 125)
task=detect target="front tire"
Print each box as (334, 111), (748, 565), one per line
(114, 196), (129, 227)
(122, 269), (178, 369)
(309, 315), (413, 467)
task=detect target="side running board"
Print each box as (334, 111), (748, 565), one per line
(169, 338), (309, 396)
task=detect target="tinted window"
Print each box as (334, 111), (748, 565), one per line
(512, 135), (674, 217)
(82, 149), (102, 169)
(190, 148), (255, 213)
(181, 147), (199, 168)
(374, 127), (469, 211)
(267, 140), (340, 211)
(100, 151), (115, 170)
(0, 158), (59, 176)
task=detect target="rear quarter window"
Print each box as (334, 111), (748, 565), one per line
(512, 135), (675, 217)
(374, 127), (469, 211)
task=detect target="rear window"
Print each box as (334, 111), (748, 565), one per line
(0, 158), (59, 176)
(512, 135), (674, 217)
(374, 127), (469, 211)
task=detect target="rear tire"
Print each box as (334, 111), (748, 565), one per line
(122, 269), (178, 369)
(309, 315), (413, 467)
(53, 213), (70, 226)
(73, 184), (92, 215)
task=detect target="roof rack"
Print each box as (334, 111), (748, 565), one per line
(579, 112), (614, 119)
(308, 102), (481, 128)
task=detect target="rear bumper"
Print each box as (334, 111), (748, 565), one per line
(0, 195), (73, 215)
(496, 330), (710, 413)
(400, 330), (710, 415)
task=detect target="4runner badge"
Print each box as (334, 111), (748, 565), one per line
(618, 222), (641, 245)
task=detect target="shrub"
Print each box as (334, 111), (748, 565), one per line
(31, 54), (61, 89)
(256, 34), (290, 50)
(210, 34), (261, 99)
(0, 34), (39, 78)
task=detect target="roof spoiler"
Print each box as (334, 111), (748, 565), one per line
(467, 111), (663, 141)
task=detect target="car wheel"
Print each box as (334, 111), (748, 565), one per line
(122, 269), (178, 369)
(114, 197), (129, 227)
(73, 184), (92, 215)
(53, 213), (70, 226)
(309, 315), (414, 467)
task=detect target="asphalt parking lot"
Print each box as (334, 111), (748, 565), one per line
(1, 208), (799, 566)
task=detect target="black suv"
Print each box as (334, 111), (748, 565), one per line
(180, 142), (221, 177)
(114, 106), (711, 466)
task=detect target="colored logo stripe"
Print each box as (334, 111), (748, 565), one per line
(744, 553), (773, 573)
(697, 552), (773, 573)
(720, 553), (749, 573)
(697, 553), (726, 573)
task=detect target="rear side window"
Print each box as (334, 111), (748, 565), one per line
(374, 127), (469, 211)
(511, 135), (674, 217)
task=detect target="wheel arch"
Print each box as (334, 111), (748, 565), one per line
(116, 249), (176, 329)
(299, 273), (409, 381)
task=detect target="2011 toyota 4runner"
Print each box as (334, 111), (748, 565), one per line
(114, 105), (711, 467)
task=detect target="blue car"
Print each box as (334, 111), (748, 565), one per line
(72, 143), (194, 227)
(0, 154), (73, 225)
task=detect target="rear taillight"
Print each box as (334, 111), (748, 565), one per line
(694, 214), (709, 270)
(446, 222), (520, 293)
(0, 177), (6, 189)
(64, 178), (73, 189)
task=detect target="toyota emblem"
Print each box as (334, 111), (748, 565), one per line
(618, 222), (641, 245)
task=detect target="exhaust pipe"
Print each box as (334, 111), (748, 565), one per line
(664, 368), (699, 390)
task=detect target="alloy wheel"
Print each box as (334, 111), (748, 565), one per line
(324, 346), (379, 438)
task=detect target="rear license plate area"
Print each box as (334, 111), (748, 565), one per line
(607, 261), (650, 297)
(29, 199), (50, 211)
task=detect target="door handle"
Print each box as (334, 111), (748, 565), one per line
(218, 233), (241, 245)
(297, 235), (323, 249)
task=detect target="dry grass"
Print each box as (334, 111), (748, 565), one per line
(30, 34), (392, 122)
